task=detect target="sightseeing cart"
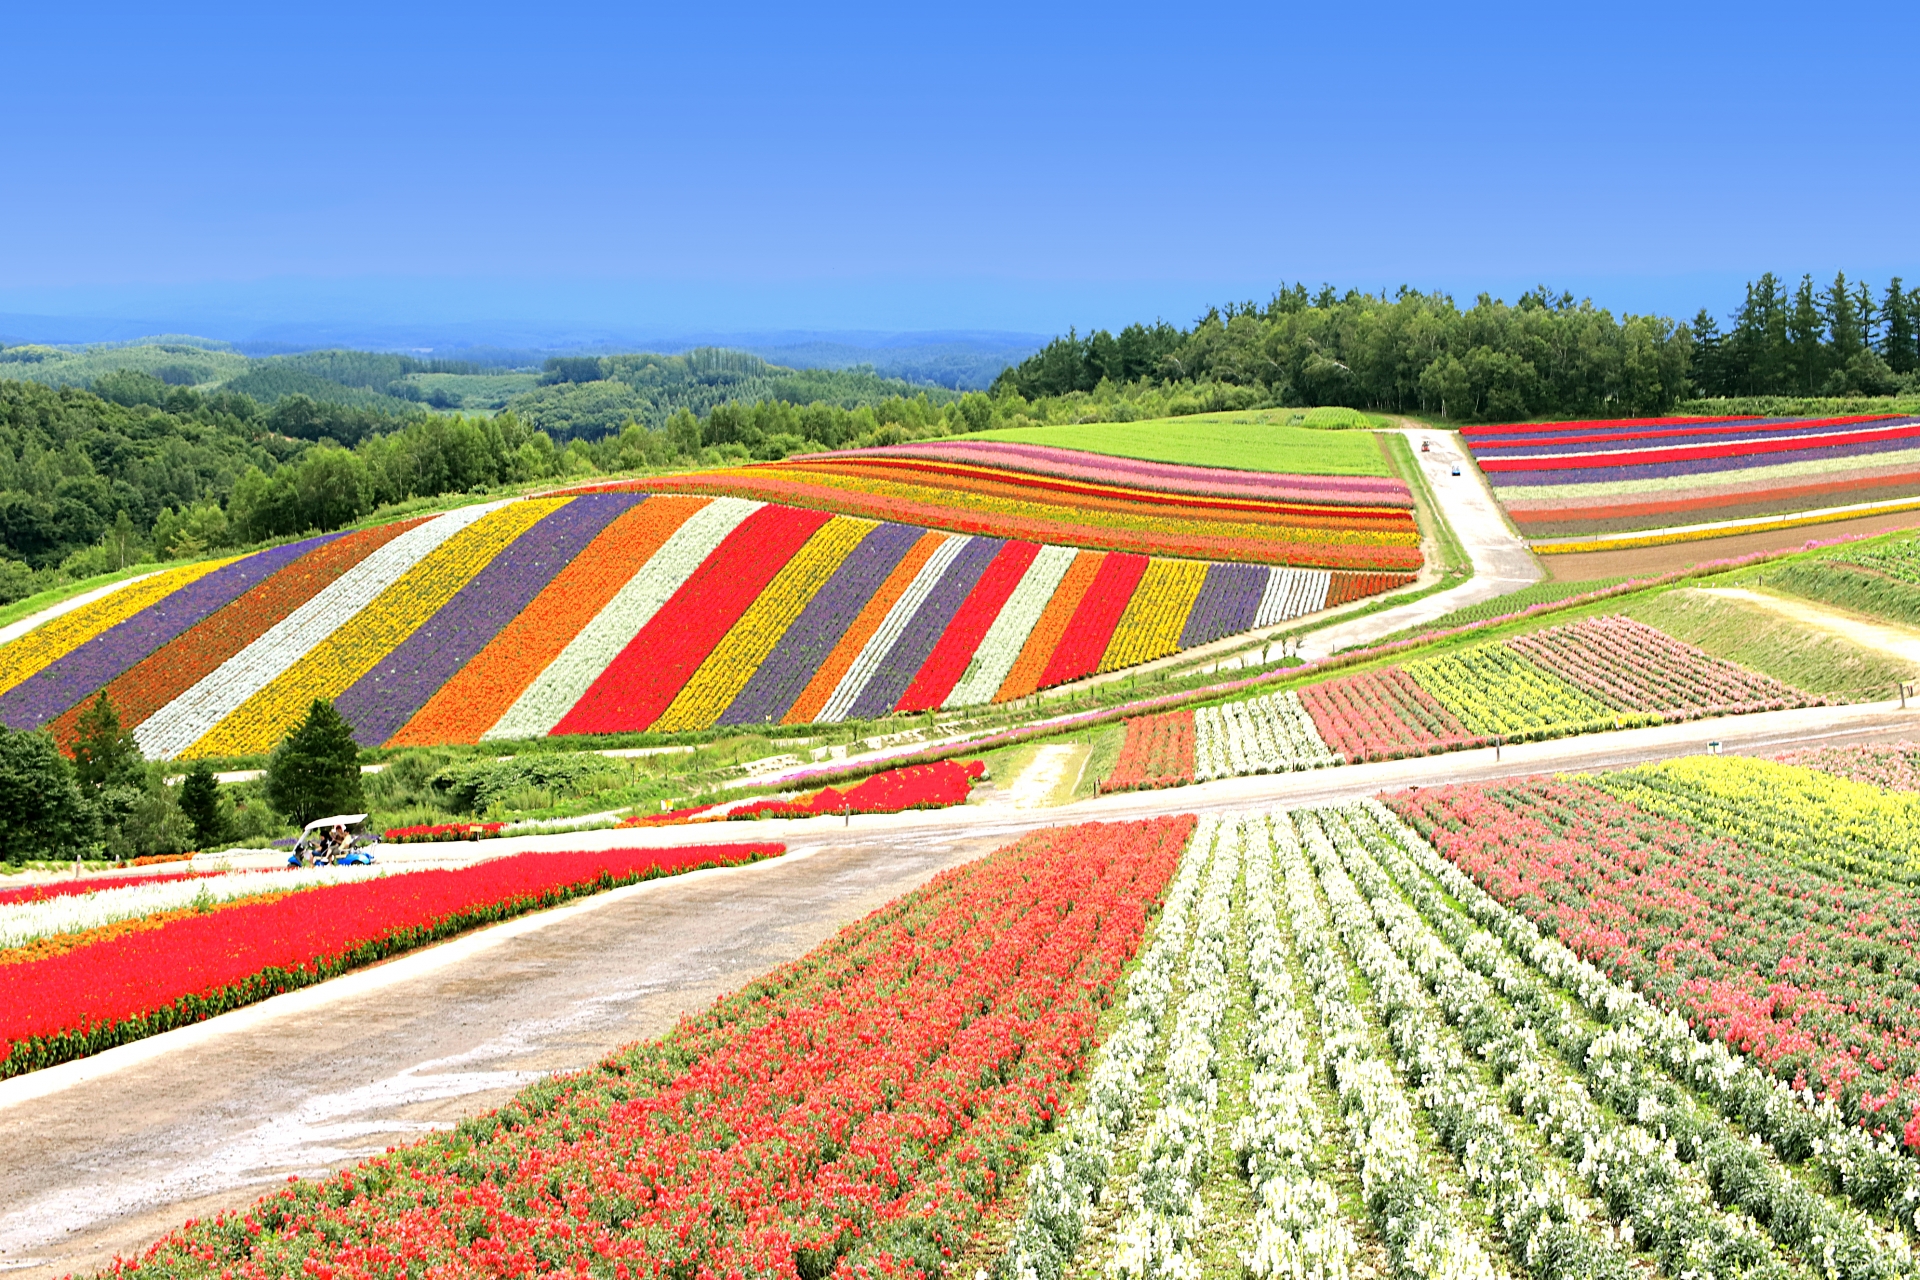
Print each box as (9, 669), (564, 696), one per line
(286, 813), (380, 867)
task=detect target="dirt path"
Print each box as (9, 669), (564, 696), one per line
(1696, 588), (1920, 669)
(1296, 426), (1541, 659)
(5, 697), (1918, 1276)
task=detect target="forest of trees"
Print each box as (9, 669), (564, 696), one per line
(994, 276), (1920, 420)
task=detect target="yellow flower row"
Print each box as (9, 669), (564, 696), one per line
(1530, 496), (1920, 555)
(184, 501), (566, 757)
(0, 556), (243, 696)
(1098, 558), (1208, 674)
(651, 516), (877, 733)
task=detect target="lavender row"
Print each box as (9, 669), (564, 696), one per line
(0, 534), (339, 731)
(717, 522), (923, 726)
(1178, 562), (1268, 648)
(846, 535), (1003, 720)
(335, 494), (642, 747)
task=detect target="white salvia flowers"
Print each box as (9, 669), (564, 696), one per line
(1194, 692), (1339, 782)
(1109, 817), (1243, 1279)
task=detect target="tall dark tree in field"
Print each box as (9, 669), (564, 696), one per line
(71, 691), (143, 795)
(1884, 279), (1917, 375)
(178, 761), (226, 849)
(1690, 310), (1727, 398)
(1786, 275), (1827, 393)
(1823, 273), (1862, 365)
(265, 699), (364, 827)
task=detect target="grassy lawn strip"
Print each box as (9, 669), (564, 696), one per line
(963, 418), (1395, 478)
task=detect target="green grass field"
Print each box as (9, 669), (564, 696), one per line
(1623, 588), (1914, 697)
(967, 409), (1394, 476)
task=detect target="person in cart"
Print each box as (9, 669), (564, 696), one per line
(287, 814), (379, 867)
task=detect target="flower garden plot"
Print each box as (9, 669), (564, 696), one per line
(1464, 413), (1920, 538)
(1101, 708), (1196, 792)
(0, 844), (778, 1078)
(114, 816), (1192, 1280)
(0, 494), (1415, 759)
(1775, 741), (1920, 791)
(1509, 615), (1807, 715)
(1391, 765), (1920, 1140)
(625, 758), (988, 825)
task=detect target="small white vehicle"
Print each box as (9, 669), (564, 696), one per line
(286, 814), (380, 867)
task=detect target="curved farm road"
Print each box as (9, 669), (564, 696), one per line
(5, 699), (1919, 1277)
(1296, 426), (1540, 660)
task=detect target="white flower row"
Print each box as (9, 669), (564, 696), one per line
(1194, 691), (1340, 781)
(1271, 812), (1500, 1280)
(1297, 809), (1626, 1280)
(817, 534), (969, 723)
(0, 862), (466, 950)
(1356, 799), (1920, 1259)
(999, 815), (1220, 1280)
(1109, 816), (1243, 1279)
(1323, 806), (1897, 1280)
(485, 497), (761, 739)
(1233, 815), (1354, 1280)
(944, 544), (1078, 709)
(138, 503), (506, 759)
(1255, 569), (1332, 629)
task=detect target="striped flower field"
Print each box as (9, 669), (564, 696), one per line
(1467, 413), (1920, 537)
(0, 483), (1414, 759)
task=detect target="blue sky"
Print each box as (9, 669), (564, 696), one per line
(3, 0), (1916, 341)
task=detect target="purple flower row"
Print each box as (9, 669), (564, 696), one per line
(1178, 562), (1268, 649)
(1469, 417), (1916, 458)
(334, 494), (643, 746)
(1485, 430), (1920, 488)
(847, 536), (1003, 720)
(718, 522), (924, 727)
(0, 534), (339, 731)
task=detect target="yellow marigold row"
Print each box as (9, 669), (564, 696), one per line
(1098, 558), (1208, 674)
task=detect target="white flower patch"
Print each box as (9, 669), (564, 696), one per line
(943, 544), (1077, 709)
(1234, 815), (1354, 1280)
(484, 497), (761, 740)
(817, 534), (967, 723)
(138, 503), (507, 760)
(1000, 815), (1220, 1280)
(1254, 569), (1332, 629)
(1272, 812), (1500, 1280)
(1110, 816), (1243, 1279)
(1194, 691), (1339, 781)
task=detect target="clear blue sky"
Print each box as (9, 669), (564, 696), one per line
(3, 0), (1916, 339)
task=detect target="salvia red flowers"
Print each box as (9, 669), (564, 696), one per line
(103, 815), (1193, 1279)
(382, 821), (509, 843)
(1, 844), (779, 1078)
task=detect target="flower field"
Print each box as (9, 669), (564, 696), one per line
(1466, 413), (1920, 538)
(1104, 613), (1812, 789)
(111, 815), (1193, 1279)
(0, 486), (1412, 758)
(622, 758), (988, 824)
(0, 843), (779, 1077)
(571, 441), (1423, 571)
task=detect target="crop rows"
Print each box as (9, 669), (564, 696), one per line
(1466, 413), (1920, 537)
(1106, 614), (1818, 790)
(0, 488), (1406, 758)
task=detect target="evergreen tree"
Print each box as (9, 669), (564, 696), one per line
(1883, 278), (1916, 375)
(1689, 309), (1726, 398)
(265, 699), (364, 827)
(71, 691), (143, 794)
(1823, 272), (1862, 364)
(1786, 275), (1827, 393)
(178, 761), (226, 849)
(0, 726), (93, 863)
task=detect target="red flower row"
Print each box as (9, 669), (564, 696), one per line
(113, 815), (1194, 1278)
(1, 843), (779, 1077)
(1102, 709), (1197, 792)
(727, 759), (986, 820)
(382, 822), (508, 842)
